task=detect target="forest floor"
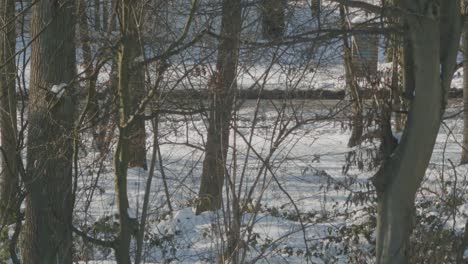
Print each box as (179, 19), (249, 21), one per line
(72, 99), (468, 263)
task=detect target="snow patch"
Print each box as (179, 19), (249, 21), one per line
(392, 130), (403, 143)
(51, 83), (67, 98)
(127, 207), (136, 219)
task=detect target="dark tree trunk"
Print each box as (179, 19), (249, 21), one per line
(111, 0), (147, 262)
(94, 0), (101, 31)
(125, 4), (146, 169)
(461, 19), (468, 164)
(261, 0), (286, 40)
(22, 0), (76, 262)
(0, 0), (18, 225)
(196, 0), (242, 214)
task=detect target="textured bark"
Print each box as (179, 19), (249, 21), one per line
(0, 0), (18, 224)
(196, 0), (241, 214)
(261, 0), (286, 40)
(461, 19), (468, 164)
(373, 1), (461, 263)
(126, 4), (146, 169)
(22, 0), (76, 263)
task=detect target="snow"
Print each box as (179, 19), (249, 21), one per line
(50, 83), (67, 98)
(66, 99), (468, 263)
(392, 131), (402, 143)
(10, 1), (468, 263)
(127, 207), (136, 219)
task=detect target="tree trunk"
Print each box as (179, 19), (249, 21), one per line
(373, 1), (461, 263)
(0, 0), (18, 224)
(126, 4), (146, 169)
(261, 0), (286, 40)
(111, 0), (146, 262)
(94, 0), (101, 31)
(196, 0), (241, 214)
(461, 18), (468, 164)
(102, 0), (109, 32)
(339, 5), (363, 148)
(22, 0), (76, 262)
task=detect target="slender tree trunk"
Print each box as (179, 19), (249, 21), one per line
(373, 1), (461, 263)
(111, 0), (146, 262)
(22, 0), (76, 262)
(196, 0), (241, 214)
(0, 0), (18, 224)
(461, 18), (468, 164)
(339, 5), (363, 148)
(386, 0), (407, 132)
(78, 0), (103, 154)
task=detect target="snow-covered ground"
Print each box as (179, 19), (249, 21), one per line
(9, 1), (468, 263)
(72, 99), (468, 263)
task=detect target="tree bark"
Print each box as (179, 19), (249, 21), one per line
(111, 0), (145, 262)
(339, 5), (363, 148)
(261, 0), (286, 40)
(125, 3), (146, 169)
(196, 0), (241, 214)
(461, 17), (468, 164)
(22, 0), (76, 262)
(0, 0), (18, 225)
(373, 1), (461, 263)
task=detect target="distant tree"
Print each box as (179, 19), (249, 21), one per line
(22, 0), (77, 262)
(196, 0), (242, 214)
(262, 0), (287, 40)
(339, 5), (363, 148)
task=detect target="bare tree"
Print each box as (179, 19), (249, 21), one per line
(112, 0), (144, 262)
(339, 5), (363, 148)
(22, 0), (77, 262)
(196, 0), (242, 214)
(371, 0), (462, 263)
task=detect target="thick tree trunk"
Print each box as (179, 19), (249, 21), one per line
(461, 20), (468, 164)
(196, 0), (241, 214)
(125, 4), (146, 169)
(373, 1), (461, 263)
(22, 0), (76, 263)
(0, 0), (18, 224)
